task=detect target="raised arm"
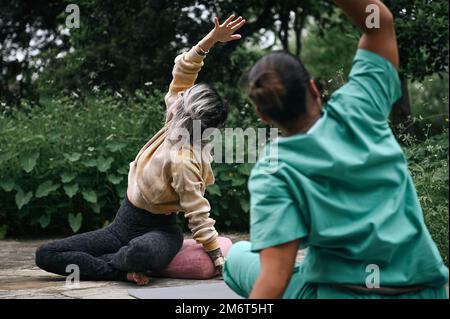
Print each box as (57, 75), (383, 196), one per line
(334, 0), (399, 69)
(164, 15), (246, 109)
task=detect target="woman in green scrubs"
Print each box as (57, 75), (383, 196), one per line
(223, 0), (449, 299)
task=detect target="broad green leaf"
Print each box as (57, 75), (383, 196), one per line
(22, 134), (45, 143)
(220, 171), (235, 181)
(20, 151), (40, 173)
(240, 198), (250, 213)
(15, 189), (33, 210)
(82, 189), (97, 203)
(83, 158), (98, 168)
(60, 172), (77, 183)
(0, 152), (14, 165)
(63, 183), (79, 198)
(106, 142), (126, 152)
(207, 184), (221, 196)
(96, 156), (114, 172)
(35, 181), (60, 198)
(39, 214), (51, 228)
(68, 213), (83, 233)
(0, 225), (7, 239)
(237, 163), (253, 176)
(63, 152), (82, 162)
(231, 176), (246, 187)
(115, 184), (127, 198)
(107, 174), (123, 185)
(0, 178), (15, 192)
(90, 202), (101, 214)
(117, 166), (129, 175)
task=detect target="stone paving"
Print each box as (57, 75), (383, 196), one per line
(3, 237), (445, 299)
(0, 233), (260, 299)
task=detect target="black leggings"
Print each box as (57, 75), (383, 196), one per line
(35, 196), (183, 281)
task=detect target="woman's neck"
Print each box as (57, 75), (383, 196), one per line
(281, 108), (323, 137)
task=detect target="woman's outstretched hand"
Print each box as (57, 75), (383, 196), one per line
(211, 15), (246, 43)
(197, 15), (246, 53)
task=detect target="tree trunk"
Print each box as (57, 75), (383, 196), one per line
(390, 74), (414, 140)
(294, 11), (305, 56)
(278, 7), (290, 51)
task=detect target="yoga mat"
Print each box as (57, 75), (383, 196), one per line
(128, 282), (243, 299)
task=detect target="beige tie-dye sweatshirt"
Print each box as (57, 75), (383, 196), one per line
(126, 45), (220, 252)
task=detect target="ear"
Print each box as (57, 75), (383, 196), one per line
(309, 79), (320, 99)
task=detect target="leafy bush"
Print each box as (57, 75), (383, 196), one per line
(0, 91), (166, 236)
(404, 129), (449, 264)
(409, 74), (449, 138)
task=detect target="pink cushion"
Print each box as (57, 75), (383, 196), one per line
(157, 237), (232, 280)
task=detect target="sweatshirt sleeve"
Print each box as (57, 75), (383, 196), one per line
(171, 150), (220, 252)
(164, 46), (206, 109)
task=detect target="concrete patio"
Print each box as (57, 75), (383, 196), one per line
(0, 233), (257, 299)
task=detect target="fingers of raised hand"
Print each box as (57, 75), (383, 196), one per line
(220, 15), (236, 27)
(214, 16), (220, 29)
(230, 18), (246, 31)
(229, 34), (242, 41)
(228, 16), (243, 28)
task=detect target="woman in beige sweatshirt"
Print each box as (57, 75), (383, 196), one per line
(35, 15), (246, 285)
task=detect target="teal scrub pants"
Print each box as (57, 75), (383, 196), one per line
(223, 241), (449, 299)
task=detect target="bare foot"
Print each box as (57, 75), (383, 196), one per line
(127, 272), (150, 286)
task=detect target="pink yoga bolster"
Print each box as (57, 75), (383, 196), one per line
(158, 237), (232, 279)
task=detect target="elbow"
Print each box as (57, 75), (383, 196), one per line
(377, 1), (394, 28)
(381, 10), (394, 28)
(164, 92), (171, 107)
(366, 3), (394, 33)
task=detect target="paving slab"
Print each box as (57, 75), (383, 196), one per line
(0, 233), (255, 299)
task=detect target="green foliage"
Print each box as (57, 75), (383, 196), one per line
(313, 0), (450, 82)
(0, 0), (330, 104)
(404, 130), (449, 264)
(410, 74), (449, 137)
(0, 0), (69, 104)
(0, 90), (165, 236)
(301, 19), (359, 95)
(385, 0), (449, 81)
(302, 20), (449, 138)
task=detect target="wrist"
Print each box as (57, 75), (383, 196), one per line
(199, 31), (217, 52)
(207, 29), (219, 43)
(207, 247), (223, 259)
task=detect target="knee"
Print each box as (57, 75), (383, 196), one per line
(125, 242), (167, 272)
(223, 241), (253, 297)
(226, 241), (251, 263)
(224, 241), (251, 276)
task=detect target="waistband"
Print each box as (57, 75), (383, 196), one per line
(331, 284), (427, 296)
(120, 195), (178, 226)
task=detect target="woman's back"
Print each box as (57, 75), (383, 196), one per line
(248, 49), (449, 288)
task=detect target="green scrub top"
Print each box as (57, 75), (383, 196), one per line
(248, 49), (449, 288)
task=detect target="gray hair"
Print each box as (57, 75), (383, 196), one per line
(168, 83), (228, 145)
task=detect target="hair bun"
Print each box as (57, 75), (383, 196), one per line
(247, 52), (311, 124)
(248, 71), (286, 114)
